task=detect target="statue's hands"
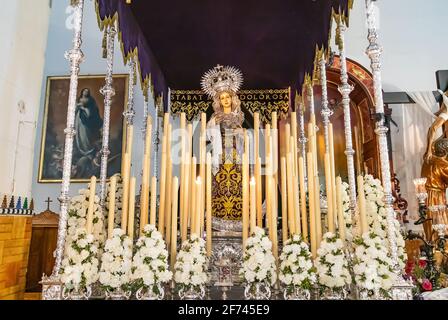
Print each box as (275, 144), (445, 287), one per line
(424, 150), (433, 163)
(213, 114), (221, 123)
(235, 127), (244, 136)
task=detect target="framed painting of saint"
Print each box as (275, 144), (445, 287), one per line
(38, 74), (128, 183)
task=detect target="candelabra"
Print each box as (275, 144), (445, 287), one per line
(405, 229), (444, 290)
(407, 179), (447, 290)
(432, 206), (447, 253)
(413, 178), (431, 226)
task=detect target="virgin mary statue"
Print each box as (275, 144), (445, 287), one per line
(201, 65), (245, 232)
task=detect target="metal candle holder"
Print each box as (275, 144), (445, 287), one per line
(413, 178), (430, 225)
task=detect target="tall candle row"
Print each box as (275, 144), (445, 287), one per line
(101, 108), (356, 275)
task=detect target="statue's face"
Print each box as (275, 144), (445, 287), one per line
(219, 92), (232, 111)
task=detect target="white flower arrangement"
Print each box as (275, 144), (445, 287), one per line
(362, 175), (406, 270)
(279, 234), (316, 291)
(174, 235), (209, 289)
(131, 225), (172, 294)
(353, 232), (396, 297)
(99, 228), (133, 292)
(61, 228), (99, 291)
(315, 232), (352, 291)
(240, 227), (277, 286)
(67, 187), (105, 244)
(341, 181), (353, 241)
(104, 174), (124, 228)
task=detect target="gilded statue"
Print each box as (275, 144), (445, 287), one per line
(201, 65), (245, 232)
(421, 89), (448, 240)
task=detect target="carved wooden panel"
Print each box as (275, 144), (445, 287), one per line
(25, 211), (59, 293)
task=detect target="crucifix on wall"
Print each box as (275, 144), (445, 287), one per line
(45, 197), (53, 212)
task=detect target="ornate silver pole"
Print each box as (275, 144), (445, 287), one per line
(153, 101), (161, 179)
(124, 59), (136, 125)
(336, 21), (357, 214)
(99, 24), (117, 208)
(297, 98), (308, 188)
(139, 93), (150, 215)
(42, 0), (84, 300)
(320, 57), (333, 153)
(365, 0), (413, 299)
(142, 94), (150, 137)
(306, 81), (315, 116)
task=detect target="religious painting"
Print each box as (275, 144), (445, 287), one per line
(38, 75), (128, 183)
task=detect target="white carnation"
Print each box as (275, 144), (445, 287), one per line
(174, 236), (208, 289)
(279, 234), (316, 290)
(98, 229), (133, 291)
(315, 232), (351, 290)
(131, 224), (172, 294)
(240, 227), (277, 286)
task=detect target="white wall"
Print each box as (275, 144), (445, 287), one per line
(31, 0), (155, 213)
(343, 0), (448, 92)
(0, 0), (50, 199)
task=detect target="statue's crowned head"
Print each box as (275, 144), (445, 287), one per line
(201, 64), (243, 98)
(202, 64), (245, 125)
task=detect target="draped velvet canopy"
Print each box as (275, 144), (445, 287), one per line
(96, 0), (351, 108)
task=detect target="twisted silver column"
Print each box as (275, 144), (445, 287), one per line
(42, 0), (85, 300)
(365, 0), (413, 299)
(320, 57), (333, 153)
(99, 24), (117, 208)
(337, 21), (357, 214)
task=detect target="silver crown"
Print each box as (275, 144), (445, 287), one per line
(201, 65), (243, 98)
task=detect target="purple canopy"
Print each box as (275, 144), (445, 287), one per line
(96, 0), (351, 109)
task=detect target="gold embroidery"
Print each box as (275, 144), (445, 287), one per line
(212, 162), (243, 221)
(170, 89), (290, 122)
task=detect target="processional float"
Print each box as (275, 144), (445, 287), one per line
(41, 0), (414, 300)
